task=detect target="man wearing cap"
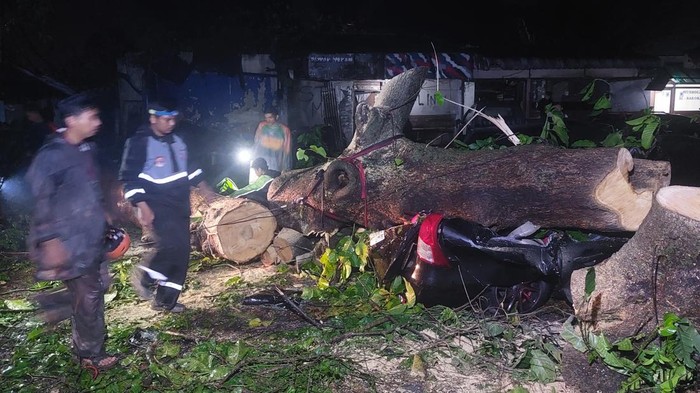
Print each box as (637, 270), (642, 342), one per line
(118, 102), (216, 313)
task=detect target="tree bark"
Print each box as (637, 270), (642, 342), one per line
(570, 185), (700, 338)
(270, 142), (673, 234)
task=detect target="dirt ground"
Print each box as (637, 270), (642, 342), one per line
(0, 234), (621, 393)
(99, 237), (604, 393)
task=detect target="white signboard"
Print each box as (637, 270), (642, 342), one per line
(674, 88), (700, 111)
(411, 79), (464, 116)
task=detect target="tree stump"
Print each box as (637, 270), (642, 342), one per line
(193, 196), (277, 264)
(570, 185), (700, 338)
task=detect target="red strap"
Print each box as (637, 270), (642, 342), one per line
(339, 135), (401, 228)
(301, 135), (401, 228)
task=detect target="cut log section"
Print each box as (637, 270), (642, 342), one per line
(260, 227), (314, 266)
(570, 185), (700, 338)
(193, 196), (277, 264)
(260, 245), (279, 267)
(274, 228), (314, 264)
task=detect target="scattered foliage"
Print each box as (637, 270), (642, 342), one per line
(0, 225), (574, 392)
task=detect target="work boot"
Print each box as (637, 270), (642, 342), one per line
(151, 302), (186, 313)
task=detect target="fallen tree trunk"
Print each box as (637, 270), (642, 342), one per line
(191, 194), (277, 264)
(570, 185), (700, 336)
(268, 66), (670, 234)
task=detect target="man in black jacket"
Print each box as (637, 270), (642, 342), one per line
(119, 102), (216, 313)
(26, 92), (118, 371)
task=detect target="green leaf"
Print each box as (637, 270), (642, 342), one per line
(483, 321), (506, 338)
(438, 307), (459, 324)
(580, 82), (595, 101)
(592, 334), (632, 370)
(386, 303), (407, 315)
(593, 95), (612, 111)
(403, 278), (416, 307)
(225, 341), (250, 365)
(389, 276), (404, 294)
(528, 349), (557, 383)
(600, 131), (624, 147)
(317, 276), (330, 290)
(434, 91), (445, 106)
(296, 148), (309, 161)
(394, 157), (404, 166)
(157, 342), (181, 359)
(225, 276), (243, 286)
(4, 299), (34, 310)
(625, 115), (648, 127)
(584, 267), (596, 301)
(309, 145), (327, 158)
(571, 139), (597, 148)
(561, 316), (587, 352)
(517, 134), (534, 145)
(675, 323), (700, 368)
(209, 366), (230, 380)
(614, 338), (634, 351)
(641, 122), (657, 149)
(340, 259), (352, 281)
(551, 124), (570, 146)
(355, 241), (369, 263)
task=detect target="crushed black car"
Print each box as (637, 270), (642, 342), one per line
(371, 212), (631, 314)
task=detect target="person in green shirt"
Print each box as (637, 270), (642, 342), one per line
(222, 157), (280, 206)
(251, 107), (291, 177)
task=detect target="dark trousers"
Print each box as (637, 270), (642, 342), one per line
(141, 203), (191, 308)
(35, 260), (111, 359)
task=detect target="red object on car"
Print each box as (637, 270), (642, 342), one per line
(416, 213), (450, 267)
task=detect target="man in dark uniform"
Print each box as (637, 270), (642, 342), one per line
(119, 102), (216, 313)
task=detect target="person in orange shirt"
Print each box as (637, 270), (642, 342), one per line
(251, 107), (291, 181)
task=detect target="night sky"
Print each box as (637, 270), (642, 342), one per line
(3, 0), (700, 97)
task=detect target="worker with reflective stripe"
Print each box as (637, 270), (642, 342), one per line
(118, 102), (216, 312)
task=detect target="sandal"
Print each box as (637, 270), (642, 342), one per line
(79, 354), (120, 371)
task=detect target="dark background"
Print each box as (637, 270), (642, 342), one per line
(3, 0), (700, 98)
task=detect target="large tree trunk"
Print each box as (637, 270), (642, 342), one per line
(190, 194), (277, 264)
(570, 185), (700, 337)
(267, 66), (671, 235)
